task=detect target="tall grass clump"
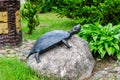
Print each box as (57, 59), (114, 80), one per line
(79, 23), (120, 60)
(0, 57), (56, 80)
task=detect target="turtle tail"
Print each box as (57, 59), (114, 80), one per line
(26, 52), (34, 59)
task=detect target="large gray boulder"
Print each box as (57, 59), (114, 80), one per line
(27, 36), (95, 80)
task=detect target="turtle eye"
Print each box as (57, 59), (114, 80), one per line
(74, 27), (79, 31)
(75, 27), (78, 30)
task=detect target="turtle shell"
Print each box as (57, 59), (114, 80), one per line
(30, 30), (70, 53)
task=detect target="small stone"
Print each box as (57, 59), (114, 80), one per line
(98, 70), (108, 75)
(116, 75), (120, 80)
(91, 73), (103, 80)
(6, 49), (16, 54)
(107, 73), (114, 78)
(0, 50), (6, 54)
(112, 67), (120, 74)
(21, 50), (30, 55)
(7, 54), (16, 57)
(96, 58), (102, 61)
(104, 67), (113, 71)
(117, 60), (120, 66)
(14, 48), (20, 51)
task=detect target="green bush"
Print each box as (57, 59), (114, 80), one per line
(52, 0), (120, 25)
(39, 0), (56, 13)
(21, 0), (40, 34)
(79, 23), (120, 59)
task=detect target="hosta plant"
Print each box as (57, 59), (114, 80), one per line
(79, 23), (120, 60)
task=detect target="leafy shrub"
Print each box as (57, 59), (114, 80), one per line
(39, 0), (56, 13)
(52, 0), (120, 25)
(21, 0), (40, 34)
(79, 23), (120, 59)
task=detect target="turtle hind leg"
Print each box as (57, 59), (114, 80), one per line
(35, 52), (41, 63)
(26, 52), (34, 59)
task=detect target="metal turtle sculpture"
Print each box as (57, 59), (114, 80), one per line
(27, 24), (81, 63)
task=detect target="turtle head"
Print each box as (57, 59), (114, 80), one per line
(68, 24), (81, 36)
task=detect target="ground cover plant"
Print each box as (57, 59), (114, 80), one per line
(79, 23), (120, 60)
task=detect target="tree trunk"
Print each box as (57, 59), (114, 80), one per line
(0, 0), (22, 47)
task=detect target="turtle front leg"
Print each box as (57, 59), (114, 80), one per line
(61, 40), (72, 48)
(35, 52), (41, 63)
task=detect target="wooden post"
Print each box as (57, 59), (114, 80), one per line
(0, 0), (22, 47)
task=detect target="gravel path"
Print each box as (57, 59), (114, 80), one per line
(0, 40), (120, 80)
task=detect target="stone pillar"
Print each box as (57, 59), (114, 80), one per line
(0, 0), (22, 46)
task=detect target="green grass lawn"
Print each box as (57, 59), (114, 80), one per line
(21, 12), (76, 40)
(0, 57), (58, 80)
(0, 57), (39, 80)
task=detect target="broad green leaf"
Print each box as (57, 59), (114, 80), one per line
(82, 36), (89, 41)
(84, 30), (92, 34)
(98, 44), (103, 50)
(113, 25), (120, 32)
(105, 43), (115, 55)
(113, 44), (119, 50)
(117, 52), (120, 60)
(94, 21), (100, 26)
(100, 36), (107, 40)
(98, 45), (106, 58)
(93, 35), (98, 42)
(100, 51), (106, 59)
(118, 29), (120, 33)
(106, 37), (113, 41)
(105, 23), (113, 34)
(89, 42), (97, 52)
(105, 43), (109, 49)
(97, 41), (104, 45)
(114, 34), (120, 40)
(106, 23), (112, 30)
(90, 45), (95, 52)
(106, 47), (115, 56)
(93, 0), (97, 3)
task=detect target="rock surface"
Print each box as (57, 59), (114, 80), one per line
(27, 36), (95, 80)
